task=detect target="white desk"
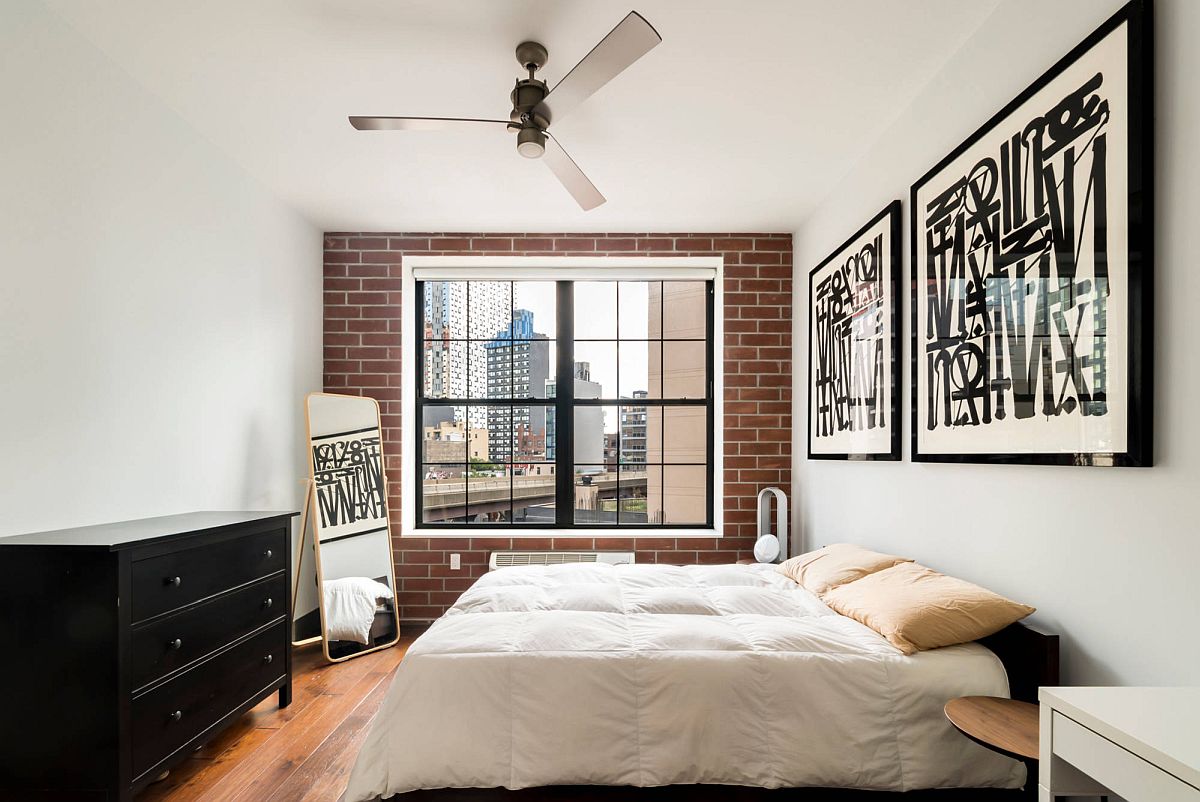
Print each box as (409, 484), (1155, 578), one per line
(1039, 687), (1200, 801)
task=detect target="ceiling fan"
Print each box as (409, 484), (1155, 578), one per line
(349, 11), (662, 211)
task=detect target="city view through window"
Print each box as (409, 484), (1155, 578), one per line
(419, 280), (711, 527)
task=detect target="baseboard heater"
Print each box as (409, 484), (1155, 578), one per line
(489, 551), (636, 570)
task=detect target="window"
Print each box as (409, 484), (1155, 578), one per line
(416, 277), (714, 529)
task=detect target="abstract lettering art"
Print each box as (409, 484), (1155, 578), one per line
(912, 0), (1151, 466)
(809, 201), (901, 460)
(311, 427), (388, 541)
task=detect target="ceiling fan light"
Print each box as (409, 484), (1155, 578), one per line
(516, 127), (546, 159)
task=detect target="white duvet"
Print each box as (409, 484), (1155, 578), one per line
(343, 563), (1023, 800)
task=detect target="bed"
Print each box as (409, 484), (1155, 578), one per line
(343, 562), (1055, 801)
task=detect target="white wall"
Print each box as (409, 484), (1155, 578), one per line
(792, 0), (1200, 686)
(0, 3), (322, 537)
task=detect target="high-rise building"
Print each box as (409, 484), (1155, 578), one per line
(423, 281), (512, 429)
(547, 361), (603, 467)
(620, 390), (648, 464)
(486, 309), (550, 462)
(646, 282), (708, 523)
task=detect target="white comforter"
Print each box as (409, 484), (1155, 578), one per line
(344, 563), (1023, 800)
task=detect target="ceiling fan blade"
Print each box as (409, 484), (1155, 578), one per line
(349, 116), (511, 131)
(534, 11), (661, 124)
(543, 135), (605, 211)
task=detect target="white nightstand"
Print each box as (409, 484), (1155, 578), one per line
(1039, 687), (1200, 801)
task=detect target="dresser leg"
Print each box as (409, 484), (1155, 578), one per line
(279, 681), (292, 708)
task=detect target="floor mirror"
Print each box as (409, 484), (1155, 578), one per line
(304, 392), (401, 662)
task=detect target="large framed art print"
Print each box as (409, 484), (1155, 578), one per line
(911, 0), (1152, 467)
(809, 201), (902, 461)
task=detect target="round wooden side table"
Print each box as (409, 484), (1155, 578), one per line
(944, 695), (1039, 762)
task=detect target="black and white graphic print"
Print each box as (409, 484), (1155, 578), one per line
(809, 201), (901, 459)
(311, 427), (388, 541)
(912, 5), (1150, 464)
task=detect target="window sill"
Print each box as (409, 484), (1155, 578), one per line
(404, 527), (723, 539)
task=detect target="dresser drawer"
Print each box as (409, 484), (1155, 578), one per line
(130, 526), (286, 621)
(1052, 711), (1200, 802)
(131, 621), (286, 779)
(130, 572), (287, 691)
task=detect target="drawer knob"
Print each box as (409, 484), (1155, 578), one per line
(169, 710), (182, 722)
(263, 597), (274, 609)
(169, 638), (183, 650)
(165, 576), (182, 587)
(263, 654), (274, 665)
(264, 549), (273, 559)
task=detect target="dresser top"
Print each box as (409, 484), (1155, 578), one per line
(1040, 686), (1200, 787)
(0, 511), (297, 550)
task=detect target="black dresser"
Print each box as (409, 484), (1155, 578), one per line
(0, 511), (297, 801)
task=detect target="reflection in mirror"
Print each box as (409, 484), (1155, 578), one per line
(306, 393), (401, 662)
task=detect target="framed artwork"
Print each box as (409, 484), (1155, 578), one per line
(911, 0), (1152, 466)
(809, 200), (902, 461)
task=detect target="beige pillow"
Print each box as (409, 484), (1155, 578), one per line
(822, 562), (1035, 655)
(776, 543), (912, 596)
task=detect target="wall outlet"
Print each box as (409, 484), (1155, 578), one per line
(449, 553), (461, 570)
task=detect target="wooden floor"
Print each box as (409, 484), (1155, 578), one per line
(136, 630), (417, 802)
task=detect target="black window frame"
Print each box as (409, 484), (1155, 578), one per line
(414, 278), (715, 530)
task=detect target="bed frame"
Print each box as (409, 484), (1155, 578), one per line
(394, 622), (1059, 802)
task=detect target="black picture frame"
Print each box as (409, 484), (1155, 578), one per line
(808, 200), (903, 461)
(910, 0), (1153, 467)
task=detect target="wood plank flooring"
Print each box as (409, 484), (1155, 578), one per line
(136, 631), (417, 802)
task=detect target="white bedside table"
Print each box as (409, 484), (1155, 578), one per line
(1039, 687), (1200, 801)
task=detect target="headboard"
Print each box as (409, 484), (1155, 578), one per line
(979, 621), (1060, 703)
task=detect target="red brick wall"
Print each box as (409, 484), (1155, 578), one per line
(323, 233), (792, 622)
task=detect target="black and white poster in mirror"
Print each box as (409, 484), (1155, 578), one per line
(808, 200), (902, 461)
(911, 0), (1152, 467)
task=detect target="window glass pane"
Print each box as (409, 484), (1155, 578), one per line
(483, 407), (511, 463)
(423, 341), (466, 399)
(574, 404), (615, 466)
(514, 281), (555, 339)
(573, 465), (616, 524)
(467, 467), (511, 523)
(468, 281), (513, 340)
(573, 281), (616, 339)
(511, 403), (550, 462)
(422, 465), (465, 524)
(662, 281), (707, 339)
(618, 464), (654, 524)
(663, 406), (707, 463)
(618, 281), (656, 340)
(512, 463), (556, 524)
(423, 281), (467, 341)
(619, 404), (650, 464)
(660, 465), (706, 525)
(512, 339), (554, 399)
(422, 405), (466, 463)
(574, 341), (617, 399)
(662, 340), (707, 398)
(476, 341), (511, 399)
(618, 340), (659, 399)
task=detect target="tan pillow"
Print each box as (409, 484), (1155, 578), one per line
(776, 543), (912, 596)
(822, 562), (1035, 655)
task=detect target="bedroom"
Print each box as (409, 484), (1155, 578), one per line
(0, 1), (1196, 801)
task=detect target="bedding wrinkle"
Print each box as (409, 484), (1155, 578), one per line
(342, 563), (1021, 799)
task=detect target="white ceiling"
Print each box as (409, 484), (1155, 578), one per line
(45, 0), (1000, 232)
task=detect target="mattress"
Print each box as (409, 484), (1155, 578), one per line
(343, 562), (1023, 800)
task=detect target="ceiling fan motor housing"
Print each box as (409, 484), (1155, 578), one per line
(516, 126), (546, 159)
